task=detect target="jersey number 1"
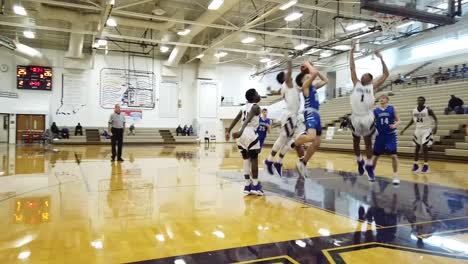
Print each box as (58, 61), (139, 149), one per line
(361, 94), (364, 102)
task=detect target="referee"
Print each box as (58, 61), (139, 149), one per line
(108, 104), (126, 162)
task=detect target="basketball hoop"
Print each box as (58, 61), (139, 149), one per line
(374, 12), (404, 36)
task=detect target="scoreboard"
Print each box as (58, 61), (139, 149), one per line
(17, 65), (53, 91)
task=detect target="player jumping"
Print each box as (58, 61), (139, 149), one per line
(349, 42), (389, 177)
(264, 60), (303, 176)
(294, 61), (328, 177)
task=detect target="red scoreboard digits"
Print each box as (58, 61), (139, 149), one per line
(17, 65), (53, 91)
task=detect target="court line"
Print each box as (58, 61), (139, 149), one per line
(377, 216), (468, 229)
(322, 242), (468, 264)
(417, 227), (468, 239)
(232, 255), (299, 264)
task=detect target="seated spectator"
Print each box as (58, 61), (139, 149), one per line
(340, 118), (348, 131)
(188, 125), (194, 136)
(393, 73), (405, 85)
(183, 125), (188, 136)
(444, 95), (465, 115)
(128, 124), (135, 135)
(446, 68), (452, 79)
(176, 125), (183, 136)
(51, 122), (60, 138)
(61, 128), (70, 139)
(462, 64), (468, 78)
(453, 65), (460, 78)
(433, 67), (447, 84)
(75, 123), (83, 136)
(204, 131), (210, 144)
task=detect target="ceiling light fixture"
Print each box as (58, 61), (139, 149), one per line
(352, 31), (374, 39)
(260, 58), (271, 63)
(321, 51), (333, 58)
(294, 43), (309, 50)
(215, 51), (228, 58)
(177, 29), (191, 36)
(208, 0), (224, 10)
(345, 22), (367, 31)
(23, 31), (35, 39)
(196, 54), (204, 59)
(305, 48), (320, 55)
(160, 46), (169, 53)
(241, 36), (256, 44)
(13, 5), (27, 16)
(333, 45), (351, 50)
(106, 18), (117, 27)
(284, 12), (303, 22)
(279, 0), (297, 10)
(97, 39), (107, 46)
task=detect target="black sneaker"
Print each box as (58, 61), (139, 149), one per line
(111, 157), (115, 162)
(117, 158), (124, 162)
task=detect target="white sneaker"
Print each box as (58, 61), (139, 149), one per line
(296, 161), (308, 178)
(392, 177), (400, 185)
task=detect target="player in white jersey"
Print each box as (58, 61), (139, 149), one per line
(349, 41), (389, 177)
(401, 96), (438, 173)
(226, 88), (264, 195)
(264, 60), (303, 176)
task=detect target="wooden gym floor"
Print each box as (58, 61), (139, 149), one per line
(0, 143), (467, 264)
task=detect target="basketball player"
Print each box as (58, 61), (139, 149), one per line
(371, 95), (401, 185)
(349, 42), (389, 177)
(264, 60), (302, 176)
(225, 88), (264, 195)
(401, 96), (438, 173)
(294, 61), (328, 177)
(257, 108), (272, 150)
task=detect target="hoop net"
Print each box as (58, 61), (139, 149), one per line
(374, 12), (404, 36)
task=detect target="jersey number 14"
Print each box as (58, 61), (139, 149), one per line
(380, 118), (389, 125)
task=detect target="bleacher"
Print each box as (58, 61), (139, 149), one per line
(264, 80), (468, 160)
(53, 127), (198, 145)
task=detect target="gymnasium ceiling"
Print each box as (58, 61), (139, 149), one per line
(0, 0), (453, 68)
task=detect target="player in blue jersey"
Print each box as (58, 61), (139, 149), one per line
(257, 108), (272, 149)
(369, 94), (401, 185)
(294, 61), (328, 177)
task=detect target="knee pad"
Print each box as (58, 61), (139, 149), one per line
(248, 149), (259, 159)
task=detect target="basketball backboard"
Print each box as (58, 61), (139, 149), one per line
(361, 0), (460, 25)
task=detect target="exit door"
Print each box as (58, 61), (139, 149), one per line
(16, 114), (45, 144)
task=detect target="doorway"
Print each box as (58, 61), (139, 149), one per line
(0, 114), (9, 144)
(16, 114), (45, 144)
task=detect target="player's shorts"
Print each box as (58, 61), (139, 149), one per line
(258, 134), (266, 148)
(236, 127), (260, 151)
(280, 111), (298, 139)
(304, 109), (322, 136)
(350, 113), (375, 137)
(413, 128), (433, 147)
(373, 133), (397, 156)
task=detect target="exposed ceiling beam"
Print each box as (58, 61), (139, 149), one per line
(186, 4), (283, 63)
(23, 0), (100, 11)
(265, 0), (376, 20)
(245, 29), (325, 42)
(106, 34), (285, 57)
(0, 21), (96, 35)
(113, 0), (153, 10)
(113, 10), (239, 30)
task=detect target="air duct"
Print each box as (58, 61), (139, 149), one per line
(0, 35), (50, 65)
